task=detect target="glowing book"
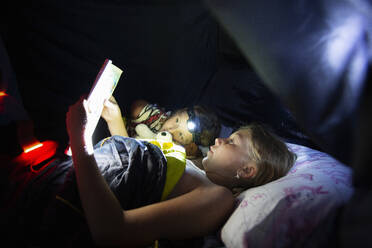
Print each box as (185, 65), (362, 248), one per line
(66, 59), (123, 156)
(85, 59), (123, 137)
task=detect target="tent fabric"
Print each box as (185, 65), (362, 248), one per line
(197, 61), (316, 148)
(205, 0), (371, 165)
(2, 1), (218, 148)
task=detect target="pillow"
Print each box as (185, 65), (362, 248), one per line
(221, 143), (353, 247)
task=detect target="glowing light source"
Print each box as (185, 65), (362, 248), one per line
(23, 142), (43, 153)
(0, 91), (7, 97)
(84, 59), (122, 156)
(187, 121), (196, 131)
(14, 140), (58, 172)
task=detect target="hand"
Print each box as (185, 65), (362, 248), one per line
(66, 97), (94, 153)
(66, 97), (87, 139)
(102, 96), (129, 137)
(101, 96), (123, 123)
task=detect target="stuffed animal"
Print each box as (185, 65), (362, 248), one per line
(135, 123), (202, 158)
(135, 123), (173, 142)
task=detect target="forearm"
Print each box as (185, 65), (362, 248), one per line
(156, 185), (235, 239)
(106, 118), (128, 137)
(101, 96), (128, 137)
(70, 138), (126, 245)
(124, 185), (235, 242)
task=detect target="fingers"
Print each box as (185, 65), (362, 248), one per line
(66, 98), (84, 137)
(103, 99), (113, 108)
(109, 95), (117, 103)
(82, 99), (88, 114)
(104, 97), (118, 109)
(66, 97), (88, 123)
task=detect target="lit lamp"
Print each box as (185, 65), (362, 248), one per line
(0, 90), (57, 169)
(23, 142), (43, 153)
(1, 37), (54, 163)
(186, 108), (202, 145)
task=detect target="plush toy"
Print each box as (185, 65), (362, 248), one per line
(135, 123), (173, 142)
(135, 123), (202, 158)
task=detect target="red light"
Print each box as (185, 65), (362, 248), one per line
(23, 142), (43, 153)
(13, 140), (58, 169)
(0, 91), (7, 97)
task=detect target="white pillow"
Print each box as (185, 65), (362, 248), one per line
(221, 143), (353, 248)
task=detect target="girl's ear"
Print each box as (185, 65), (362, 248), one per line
(237, 163), (257, 179)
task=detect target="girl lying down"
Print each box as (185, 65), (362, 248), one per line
(2, 97), (295, 247)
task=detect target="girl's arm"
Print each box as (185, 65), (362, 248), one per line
(67, 99), (127, 245)
(123, 181), (234, 245)
(66, 99), (235, 247)
(101, 96), (128, 137)
(121, 163), (235, 245)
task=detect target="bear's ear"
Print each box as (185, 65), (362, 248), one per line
(156, 131), (173, 143)
(135, 124), (156, 139)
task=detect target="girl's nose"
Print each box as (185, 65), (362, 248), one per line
(215, 138), (223, 145)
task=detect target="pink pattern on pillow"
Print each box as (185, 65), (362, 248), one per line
(284, 185), (329, 207)
(239, 193), (267, 209)
(277, 173), (314, 182)
(320, 169), (352, 187)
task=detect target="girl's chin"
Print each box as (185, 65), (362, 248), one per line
(202, 157), (209, 169)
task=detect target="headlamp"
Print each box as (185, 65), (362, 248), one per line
(187, 108), (202, 144)
(187, 121), (196, 131)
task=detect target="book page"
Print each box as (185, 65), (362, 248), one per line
(85, 59), (123, 137)
(66, 59), (123, 156)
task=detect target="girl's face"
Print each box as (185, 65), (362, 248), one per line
(202, 129), (257, 188)
(160, 110), (193, 145)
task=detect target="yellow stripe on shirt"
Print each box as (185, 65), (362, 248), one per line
(144, 139), (186, 201)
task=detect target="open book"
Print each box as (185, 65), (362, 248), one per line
(85, 59), (123, 137)
(66, 59), (123, 155)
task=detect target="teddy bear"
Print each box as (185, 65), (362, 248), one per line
(134, 123), (202, 158)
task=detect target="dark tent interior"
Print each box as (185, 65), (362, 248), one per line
(1, 0), (315, 154)
(1, 0), (371, 247)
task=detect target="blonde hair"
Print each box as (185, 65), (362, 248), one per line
(235, 123), (296, 192)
